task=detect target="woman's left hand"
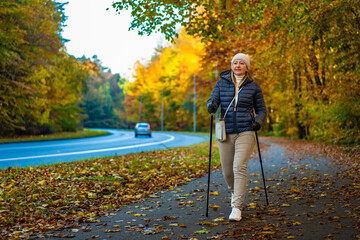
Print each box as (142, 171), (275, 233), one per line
(253, 122), (261, 131)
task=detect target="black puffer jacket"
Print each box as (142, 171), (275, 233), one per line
(207, 70), (267, 134)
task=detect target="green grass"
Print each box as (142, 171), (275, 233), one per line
(0, 128), (110, 144)
(164, 130), (210, 137)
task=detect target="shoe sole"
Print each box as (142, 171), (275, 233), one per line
(229, 218), (242, 222)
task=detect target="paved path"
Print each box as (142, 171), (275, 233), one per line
(45, 138), (359, 239)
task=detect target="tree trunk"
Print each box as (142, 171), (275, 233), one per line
(267, 106), (274, 132)
(293, 66), (306, 139)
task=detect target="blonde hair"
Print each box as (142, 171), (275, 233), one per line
(231, 71), (248, 86)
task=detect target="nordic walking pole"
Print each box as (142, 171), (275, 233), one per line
(206, 114), (214, 217)
(255, 132), (269, 205)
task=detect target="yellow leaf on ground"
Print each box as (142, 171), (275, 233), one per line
(291, 186), (299, 193)
(248, 203), (257, 209)
(209, 204), (220, 210)
(213, 217), (224, 222)
(88, 193), (97, 198)
(209, 191), (219, 195)
(4, 183), (14, 190)
(194, 228), (210, 234)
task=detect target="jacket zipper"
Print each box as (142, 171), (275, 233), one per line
(233, 83), (237, 131)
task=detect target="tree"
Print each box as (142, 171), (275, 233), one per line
(79, 57), (128, 129)
(123, 31), (204, 130)
(0, 0), (67, 135)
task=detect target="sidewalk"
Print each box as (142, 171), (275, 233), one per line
(46, 138), (360, 240)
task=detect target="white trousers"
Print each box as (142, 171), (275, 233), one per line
(218, 131), (256, 209)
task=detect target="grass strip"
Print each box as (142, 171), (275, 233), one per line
(0, 140), (220, 239)
(0, 128), (110, 144)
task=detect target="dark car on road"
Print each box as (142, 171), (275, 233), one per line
(134, 123), (152, 137)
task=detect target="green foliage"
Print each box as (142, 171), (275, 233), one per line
(0, 0), (128, 136)
(308, 101), (360, 145)
(112, 0), (192, 41)
(0, 0), (88, 136)
(79, 57), (128, 129)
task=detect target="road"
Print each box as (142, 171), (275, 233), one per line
(0, 129), (208, 169)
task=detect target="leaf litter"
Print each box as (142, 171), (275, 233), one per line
(0, 142), (221, 239)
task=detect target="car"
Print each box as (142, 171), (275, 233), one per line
(134, 122), (152, 137)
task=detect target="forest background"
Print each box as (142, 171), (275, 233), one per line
(1, 0), (359, 146)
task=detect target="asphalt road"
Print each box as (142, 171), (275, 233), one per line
(0, 129), (208, 169)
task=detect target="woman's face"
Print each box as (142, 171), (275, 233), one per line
(232, 60), (248, 76)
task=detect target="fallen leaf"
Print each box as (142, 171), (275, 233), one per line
(194, 228), (210, 234)
(209, 204), (220, 210)
(209, 191), (219, 195)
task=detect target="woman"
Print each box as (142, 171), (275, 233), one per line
(207, 53), (266, 221)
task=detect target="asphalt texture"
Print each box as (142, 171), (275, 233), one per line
(44, 138), (360, 240)
(0, 130), (208, 168)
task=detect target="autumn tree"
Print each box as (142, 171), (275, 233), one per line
(0, 0), (67, 135)
(123, 31), (204, 130)
(0, 1), (99, 136)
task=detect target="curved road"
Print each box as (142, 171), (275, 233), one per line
(0, 129), (209, 169)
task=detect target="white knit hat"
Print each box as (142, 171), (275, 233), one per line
(231, 53), (251, 70)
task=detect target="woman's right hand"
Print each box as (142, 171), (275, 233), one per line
(208, 101), (217, 114)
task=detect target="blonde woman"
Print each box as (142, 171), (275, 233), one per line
(207, 53), (266, 221)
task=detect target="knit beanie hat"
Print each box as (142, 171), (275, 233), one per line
(231, 53), (251, 70)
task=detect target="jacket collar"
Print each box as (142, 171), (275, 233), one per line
(220, 69), (253, 85)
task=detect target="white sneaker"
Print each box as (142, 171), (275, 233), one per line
(229, 207), (242, 221)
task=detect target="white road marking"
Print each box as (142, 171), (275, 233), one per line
(0, 134), (175, 162)
(0, 131), (133, 151)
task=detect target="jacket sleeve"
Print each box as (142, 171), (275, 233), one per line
(207, 80), (221, 113)
(254, 83), (267, 126)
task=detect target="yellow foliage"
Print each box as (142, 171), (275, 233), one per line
(125, 29), (204, 129)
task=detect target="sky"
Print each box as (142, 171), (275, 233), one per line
(57, 0), (166, 79)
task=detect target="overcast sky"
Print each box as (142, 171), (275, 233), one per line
(57, 0), (166, 79)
